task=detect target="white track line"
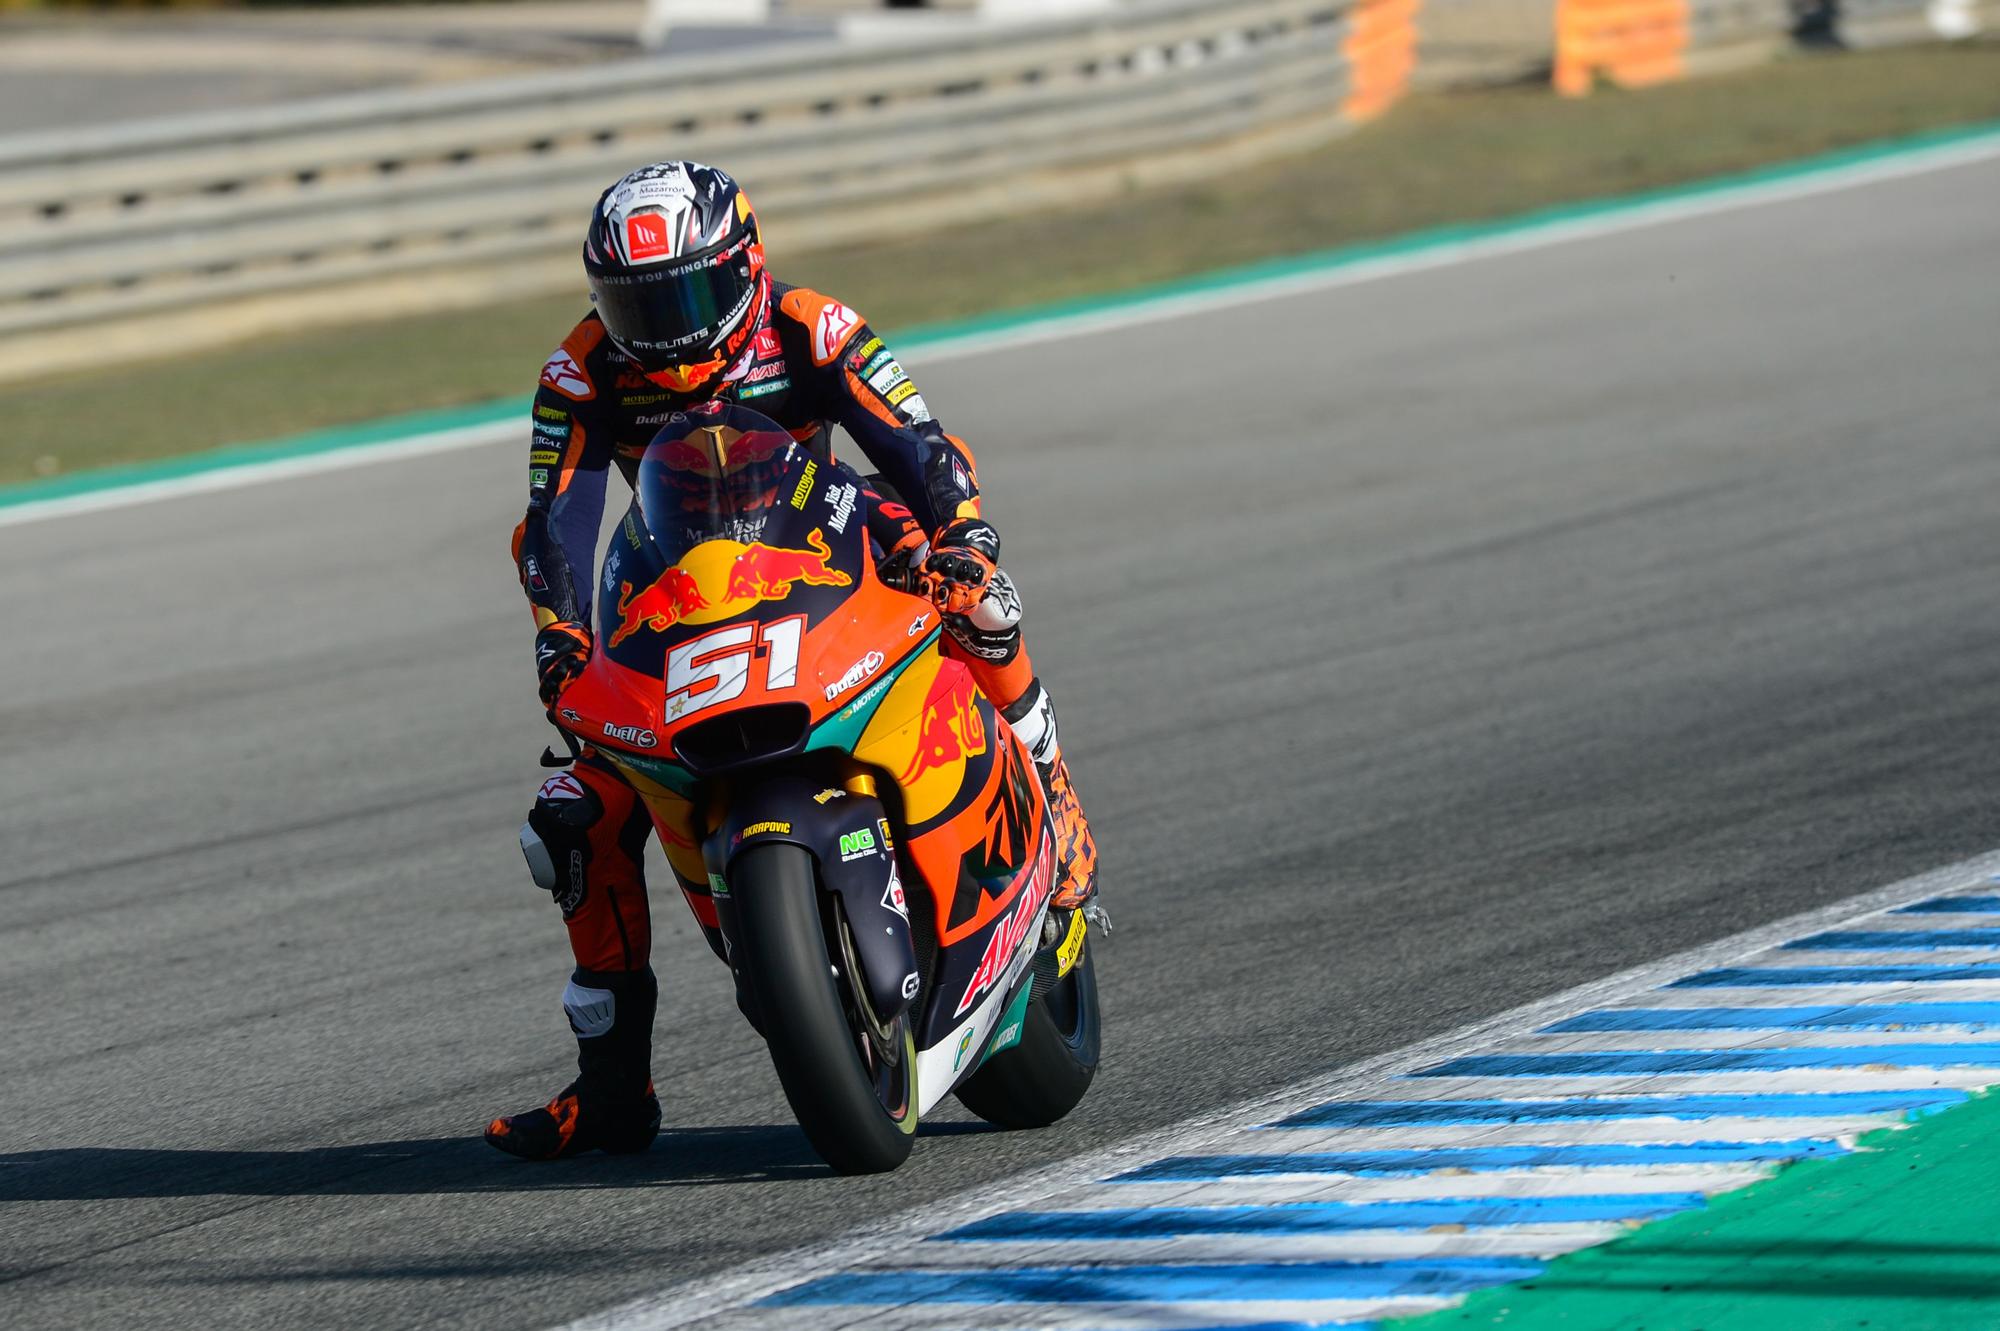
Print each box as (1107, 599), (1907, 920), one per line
(898, 130), (2000, 367)
(884, 1228), (1631, 1265)
(1239, 1119), (1896, 1147)
(0, 421), (515, 528)
(732, 1297), (1459, 1331)
(1208, 1119), (1892, 1152)
(1095, 1169), (1775, 1206)
(554, 852), (2000, 1330)
(6, 129), (1998, 532)
(1498, 1029), (2000, 1051)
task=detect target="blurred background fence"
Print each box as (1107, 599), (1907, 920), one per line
(1553, 0), (1993, 92)
(0, 0), (1988, 379)
(0, 0), (1417, 376)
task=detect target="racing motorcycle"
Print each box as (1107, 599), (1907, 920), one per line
(550, 402), (1101, 1174)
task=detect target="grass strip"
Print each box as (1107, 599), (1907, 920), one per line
(5, 39), (1997, 486)
(1393, 1089), (2000, 1330)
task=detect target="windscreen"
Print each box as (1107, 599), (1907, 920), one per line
(596, 403), (862, 672)
(633, 404), (803, 560)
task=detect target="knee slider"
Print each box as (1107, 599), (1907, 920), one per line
(522, 771), (603, 916)
(520, 821), (559, 891)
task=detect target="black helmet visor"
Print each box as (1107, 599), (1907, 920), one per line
(590, 233), (757, 367)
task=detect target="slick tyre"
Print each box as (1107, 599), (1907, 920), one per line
(955, 939), (1100, 1129)
(732, 843), (917, 1174)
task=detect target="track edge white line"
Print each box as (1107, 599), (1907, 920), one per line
(551, 847), (2000, 1331)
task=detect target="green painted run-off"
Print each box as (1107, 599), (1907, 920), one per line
(1393, 1089), (2000, 1330)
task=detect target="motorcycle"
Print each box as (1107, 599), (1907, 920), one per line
(550, 402), (1101, 1174)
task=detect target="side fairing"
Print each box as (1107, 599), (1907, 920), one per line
(908, 814), (1056, 1114)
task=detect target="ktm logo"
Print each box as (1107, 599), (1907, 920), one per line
(975, 741), (1037, 879)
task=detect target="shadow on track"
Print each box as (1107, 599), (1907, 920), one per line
(0, 1121), (999, 1201)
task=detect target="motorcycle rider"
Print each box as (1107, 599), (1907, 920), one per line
(486, 160), (1097, 1159)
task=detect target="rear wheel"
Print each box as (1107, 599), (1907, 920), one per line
(732, 843), (918, 1173)
(955, 933), (1100, 1129)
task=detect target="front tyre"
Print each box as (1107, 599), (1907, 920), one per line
(955, 936), (1100, 1129)
(732, 843), (917, 1174)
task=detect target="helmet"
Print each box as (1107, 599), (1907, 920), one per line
(583, 161), (769, 399)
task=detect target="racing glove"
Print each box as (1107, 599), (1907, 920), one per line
(923, 519), (1000, 616)
(534, 621), (593, 709)
(874, 525), (930, 595)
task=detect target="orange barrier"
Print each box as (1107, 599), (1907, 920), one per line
(1553, 0), (1690, 94)
(1344, 0), (1424, 120)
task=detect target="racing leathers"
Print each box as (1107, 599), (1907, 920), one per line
(488, 282), (1095, 1159)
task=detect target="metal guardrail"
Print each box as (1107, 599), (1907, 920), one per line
(0, 0), (1415, 348)
(1688, 0), (1795, 51)
(1834, 0), (1960, 42)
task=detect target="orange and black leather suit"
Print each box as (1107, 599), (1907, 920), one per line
(518, 283), (982, 628)
(512, 282), (1043, 975)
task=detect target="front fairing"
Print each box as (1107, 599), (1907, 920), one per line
(555, 404), (932, 777)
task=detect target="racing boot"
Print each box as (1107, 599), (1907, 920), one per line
(1002, 679), (1098, 911)
(1040, 752), (1099, 911)
(485, 966), (662, 1159)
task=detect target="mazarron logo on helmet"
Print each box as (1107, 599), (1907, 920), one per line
(583, 161), (769, 400)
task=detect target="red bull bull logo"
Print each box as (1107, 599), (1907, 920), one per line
(725, 528), (849, 600)
(647, 356), (727, 393)
(900, 662), (987, 785)
(609, 567), (708, 647)
(608, 527), (851, 649)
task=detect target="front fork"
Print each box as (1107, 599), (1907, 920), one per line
(699, 764), (921, 1039)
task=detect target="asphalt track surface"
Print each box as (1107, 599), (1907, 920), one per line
(4, 157), (1998, 1329)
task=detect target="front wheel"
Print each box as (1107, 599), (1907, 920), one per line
(954, 934), (1100, 1129)
(732, 843), (918, 1173)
